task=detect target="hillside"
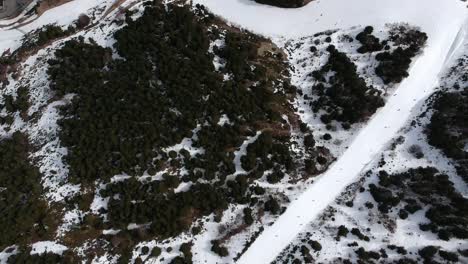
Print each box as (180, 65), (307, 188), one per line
(0, 0), (466, 263)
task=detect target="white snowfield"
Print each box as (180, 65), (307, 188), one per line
(193, 0), (468, 263)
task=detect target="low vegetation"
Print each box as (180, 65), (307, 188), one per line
(375, 26), (427, 84)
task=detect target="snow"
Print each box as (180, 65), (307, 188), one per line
(0, 0), (113, 53)
(56, 209), (84, 237)
(30, 241), (68, 255)
(239, 20), (467, 263)
(205, 1), (468, 263)
(1, 0), (467, 263)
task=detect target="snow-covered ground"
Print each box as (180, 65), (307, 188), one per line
(1, 0), (467, 263)
(238, 20), (467, 264)
(188, 0), (468, 263)
(274, 41), (468, 262)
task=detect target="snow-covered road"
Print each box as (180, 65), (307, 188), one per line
(191, 0), (468, 263)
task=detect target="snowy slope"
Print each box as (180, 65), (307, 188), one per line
(275, 42), (468, 262)
(237, 20), (467, 264)
(0, 0), (113, 53)
(189, 1), (468, 263)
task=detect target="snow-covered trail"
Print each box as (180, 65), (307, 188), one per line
(237, 16), (468, 264)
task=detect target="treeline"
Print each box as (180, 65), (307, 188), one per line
(6, 250), (74, 264)
(105, 180), (228, 237)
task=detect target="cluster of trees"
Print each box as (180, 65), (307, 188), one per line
(2, 86), (31, 120)
(310, 45), (384, 124)
(48, 3), (292, 186)
(0, 132), (54, 251)
(275, 234), (321, 264)
(105, 181), (228, 238)
(375, 47), (418, 84)
(375, 27), (427, 84)
(355, 26), (383, 53)
(216, 32), (259, 83)
(20, 25), (74, 52)
(44, 2), (309, 261)
(254, 0), (308, 8)
(427, 90), (467, 182)
(370, 167), (468, 241)
(241, 130), (294, 184)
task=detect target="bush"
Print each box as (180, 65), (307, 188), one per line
(309, 240), (322, 251)
(408, 144), (424, 159)
(355, 26), (383, 53)
(264, 197), (281, 215)
(254, 0), (307, 8)
(337, 225), (349, 239)
(419, 246), (438, 260)
(243, 208), (254, 225)
(211, 240), (229, 257)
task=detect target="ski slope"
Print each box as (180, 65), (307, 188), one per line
(193, 0), (467, 263)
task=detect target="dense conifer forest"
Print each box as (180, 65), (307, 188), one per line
(0, 2), (327, 262)
(0, 0), (461, 262)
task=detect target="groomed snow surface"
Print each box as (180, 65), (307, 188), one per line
(190, 0), (467, 263)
